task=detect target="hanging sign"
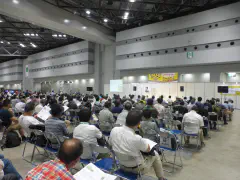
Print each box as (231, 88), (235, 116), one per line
(148, 73), (178, 82)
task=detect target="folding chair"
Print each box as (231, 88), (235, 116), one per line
(44, 132), (61, 159)
(113, 151), (141, 180)
(208, 112), (219, 130)
(24, 129), (48, 165)
(181, 122), (201, 149)
(159, 131), (183, 173)
(99, 124), (112, 139)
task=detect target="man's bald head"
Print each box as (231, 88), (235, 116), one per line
(58, 138), (83, 166)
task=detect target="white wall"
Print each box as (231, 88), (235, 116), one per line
(116, 2), (240, 71)
(0, 59), (23, 82)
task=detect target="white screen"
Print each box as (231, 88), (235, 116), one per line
(110, 80), (123, 92)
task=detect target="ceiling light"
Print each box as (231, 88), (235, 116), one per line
(63, 35), (66, 37)
(104, 18), (108, 22)
(19, 43), (25, 47)
(35, 34), (38, 36)
(0, 41), (3, 44)
(129, 0), (135, 2)
(52, 34), (57, 37)
(12, 0), (19, 4)
(7, 42), (10, 44)
(124, 12), (129, 16)
(86, 10), (91, 15)
(31, 33), (35, 36)
(82, 26), (87, 30)
(25, 33), (30, 36)
(64, 19), (70, 23)
(30, 42), (37, 48)
(0, 20), (3, 23)
(58, 34), (62, 37)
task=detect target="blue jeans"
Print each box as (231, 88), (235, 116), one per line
(0, 155), (22, 180)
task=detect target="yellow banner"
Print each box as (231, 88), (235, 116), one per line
(148, 73), (178, 82)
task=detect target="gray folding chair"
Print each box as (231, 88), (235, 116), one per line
(181, 121), (201, 149)
(159, 131), (183, 173)
(44, 132), (61, 159)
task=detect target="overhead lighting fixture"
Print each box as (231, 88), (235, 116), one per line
(82, 26), (87, 30)
(129, 0), (135, 2)
(19, 43), (25, 47)
(86, 10), (91, 15)
(31, 33), (35, 36)
(64, 19), (70, 23)
(104, 18), (108, 22)
(24, 33), (30, 36)
(35, 34), (38, 36)
(52, 34), (57, 37)
(63, 34), (66, 37)
(12, 0), (19, 4)
(58, 34), (62, 37)
(123, 12), (129, 19)
(0, 20), (3, 23)
(7, 42), (10, 44)
(0, 41), (3, 44)
(30, 42), (37, 48)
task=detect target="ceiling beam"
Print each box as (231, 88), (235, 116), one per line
(0, 0), (114, 45)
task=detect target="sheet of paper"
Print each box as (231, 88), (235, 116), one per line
(143, 138), (157, 149)
(74, 163), (118, 180)
(37, 106), (51, 121)
(63, 106), (69, 112)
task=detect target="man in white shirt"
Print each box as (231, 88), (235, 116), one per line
(109, 110), (165, 180)
(73, 108), (105, 159)
(154, 98), (165, 121)
(116, 102), (132, 126)
(182, 106), (205, 146)
(19, 102), (42, 136)
(167, 96), (173, 106)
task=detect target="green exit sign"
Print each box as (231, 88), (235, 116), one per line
(187, 52), (193, 59)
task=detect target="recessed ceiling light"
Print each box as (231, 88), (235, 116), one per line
(13, 0), (19, 4)
(0, 20), (3, 23)
(7, 42), (10, 44)
(64, 19), (70, 23)
(25, 33), (30, 36)
(86, 10), (91, 15)
(58, 34), (62, 37)
(52, 34), (57, 37)
(30, 42), (37, 48)
(19, 43), (25, 47)
(0, 41), (3, 44)
(104, 18), (108, 22)
(129, 0), (135, 2)
(35, 34), (38, 36)
(63, 35), (66, 37)
(82, 26), (87, 30)
(31, 33), (35, 36)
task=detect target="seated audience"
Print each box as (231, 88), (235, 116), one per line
(19, 102), (42, 136)
(73, 108), (105, 159)
(45, 104), (69, 142)
(154, 98), (165, 122)
(26, 139), (83, 180)
(99, 101), (115, 132)
(182, 106), (205, 146)
(109, 110), (165, 180)
(195, 97), (204, 109)
(111, 100), (123, 117)
(134, 100), (145, 110)
(0, 99), (25, 139)
(116, 101), (132, 126)
(140, 109), (160, 142)
(143, 99), (159, 119)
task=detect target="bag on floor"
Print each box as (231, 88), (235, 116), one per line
(5, 131), (21, 148)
